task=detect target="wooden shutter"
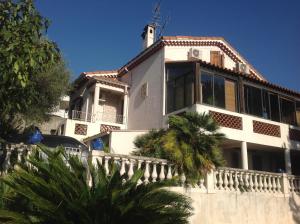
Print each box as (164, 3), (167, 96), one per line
(225, 80), (236, 112)
(210, 51), (224, 67)
(296, 111), (300, 126)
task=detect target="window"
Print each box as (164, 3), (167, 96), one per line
(214, 76), (225, 108)
(296, 101), (300, 126)
(262, 90), (270, 119)
(201, 71), (237, 111)
(244, 85), (262, 117)
(166, 63), (194, 113)
(280, 98), (296, 125)
(201, 73), (213, 105)
(269, 93), (280, 122)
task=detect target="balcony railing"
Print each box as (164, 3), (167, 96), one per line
(90, 151), (300, 194)
(71, 110), (93, 122)
(2, 145), (300, 195)
(71, 110), (124, 124)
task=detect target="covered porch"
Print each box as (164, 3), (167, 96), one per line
(69, 77), (129, 125)
(221, 139), (296, 174)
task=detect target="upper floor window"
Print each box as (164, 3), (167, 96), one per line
(201, 71), (237, 112)
(296, 101), (300, 126)
(280, 98), (296, 125)
(166, 63), (194, 113)
(244, 84), (297, 125)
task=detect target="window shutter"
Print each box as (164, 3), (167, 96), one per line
(210, 51), (224, 67)
(296, 111), (300, 126)
(225, 80), (236, 112)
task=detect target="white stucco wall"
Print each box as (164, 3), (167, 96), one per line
(162, 104), (300, 151)
(164, 44), (237, 71)
(62, 119), (125, 141)
(123, 49), (165, 130)
(173, 188), (300, 224)
(109, 130), (147, 155)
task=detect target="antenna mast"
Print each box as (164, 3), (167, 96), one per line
(151, 0), (170, 40)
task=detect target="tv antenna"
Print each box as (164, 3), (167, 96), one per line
(151, 0), (170, 39)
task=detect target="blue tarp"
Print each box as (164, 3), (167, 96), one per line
(91, 138), (104, 150)
(28, 129), (43, 144)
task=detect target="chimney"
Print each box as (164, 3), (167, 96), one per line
(141, 24), (155, 50)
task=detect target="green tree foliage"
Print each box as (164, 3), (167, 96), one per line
(0, 0), (70, 136)
(0, 146), (192, 223)
(134, 112), (225, 183)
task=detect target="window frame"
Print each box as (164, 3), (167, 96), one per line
(165, 62), (195, 114)
(200, 68), (238, 112)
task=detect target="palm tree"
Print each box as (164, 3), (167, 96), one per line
(134, 112), (225, 183)
(0, 146), (192, 224)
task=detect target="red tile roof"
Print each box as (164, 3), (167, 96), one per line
(118, 36), (265, 81)
(75, 36), (299, 99)
(89, 76), (128, 87)
(197, 59), (300, 98)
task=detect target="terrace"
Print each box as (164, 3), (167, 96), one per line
(2, 144), (300, 223)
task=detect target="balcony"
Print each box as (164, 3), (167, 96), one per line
(71, 110), (125, 124)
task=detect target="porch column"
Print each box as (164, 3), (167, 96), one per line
(85, 95), (89, 122)
(284, 148), (292, 174)
(123, 87), (129, 125)
(93, 84), (100, 116)
(241, 141), (248, 170)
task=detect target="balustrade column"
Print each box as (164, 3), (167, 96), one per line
(159, 162), (166, 180)
(128, 159), (135, 179)
(241, 141), (248, 170)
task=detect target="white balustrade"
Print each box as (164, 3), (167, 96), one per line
(91, 151), (172, 184)
(2, 145), (300, 197)
(288, 175), (300, 193)
(214, 168), (284, 194)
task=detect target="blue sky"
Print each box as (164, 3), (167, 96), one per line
(36, 0), (300, 91)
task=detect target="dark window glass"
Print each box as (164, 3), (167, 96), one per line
(296, 101), (300, 126)
(167, 81), (175, 113)
(214, 76), (225, 108)
(185, 73), (194, 106)
(175, 76), (185, 110)
(262, 90), (270, 119)
(244, 85), (262, 117)
(280, 98), (295, 125)
(201, 71), (237, 111)
(269, 93), (280, 122)
(252, 154), (263, 171)
(201, 73), (213, 105)
(166, 63), (194, 113)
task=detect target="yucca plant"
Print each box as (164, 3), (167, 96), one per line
(134, 112), (225, 183)
(0, 146), (192, 224)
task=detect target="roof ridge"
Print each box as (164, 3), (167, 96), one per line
(83, 70), (118, 75)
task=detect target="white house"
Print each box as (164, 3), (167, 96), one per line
(58, 24), (300, 176)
